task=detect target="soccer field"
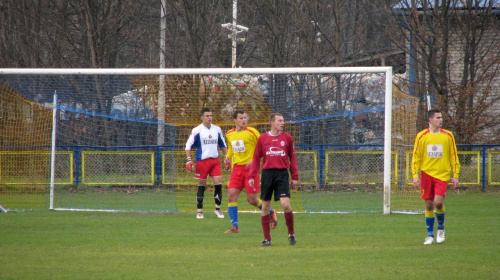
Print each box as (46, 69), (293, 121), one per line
(0, 191), (498, 280)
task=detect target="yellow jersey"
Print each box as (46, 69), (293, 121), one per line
(225, 126), (260, 165)
(412, 128), (460, 181)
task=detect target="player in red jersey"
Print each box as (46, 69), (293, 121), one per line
(248, 113), (299, 246)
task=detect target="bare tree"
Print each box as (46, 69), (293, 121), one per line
(3, 0), (498, 145)
(161, 0), (229, 67)
(382, 0), (500, 143)
(1, 0), (158, 68)
(0, 0), (45, 67)
(1, 0), (392, 69)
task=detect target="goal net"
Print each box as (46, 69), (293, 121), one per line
(0, 68), (419, 213)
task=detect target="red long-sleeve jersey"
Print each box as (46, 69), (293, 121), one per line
(248, 131), (299, 180)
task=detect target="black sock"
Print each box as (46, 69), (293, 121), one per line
(214, 184), (222, 209)
(197, 185), (206, 209)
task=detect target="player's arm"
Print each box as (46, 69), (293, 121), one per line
(246, 128), (260, 169)
(449, 133), (460, 190)
(411, 133), (423, 187)
(217, 128), (228, 149)
(245, 159), (252, 169)
(185, 130), (196, 172)
(223, 133), (233, 169)
(288, 135), (299, 187)
(221, 147), (228, 158)
(185, 150), (195, 172)
(248, 137), (263, 187)
(224, 133), (233, 162)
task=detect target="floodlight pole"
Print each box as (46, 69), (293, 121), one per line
(231, 0), (237, 68)
(222, 0), (248, 68)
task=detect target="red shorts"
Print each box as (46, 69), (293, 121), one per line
(228, 164), (260, 194)
(420, 171), (448, 199)
(195, 158), (222, 180)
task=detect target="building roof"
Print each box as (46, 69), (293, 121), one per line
(394, 0), (500, 10)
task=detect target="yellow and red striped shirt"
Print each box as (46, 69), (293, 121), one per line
(412, 128), (460, 181)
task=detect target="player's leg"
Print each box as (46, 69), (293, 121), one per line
(213, 175), (224, 218)
(275, 170), (295, 245)
(209, 158), (224, 218)
(244, 172), (278, 229)
(225, 165), (243, 232)
(433, 195), (445, 231)
(435, 204), (446, 243)
(195, 160), (210, 219)
(279, 196), (296, 245)
(280, 197), (296, 245)
(225, 188), (241, 233)
(424, 198), (435, 238)
(260, 199), (272, 246)
(248, 193), (279, 229)
(226, 164), (244, 232)
(279, 197), (294, 226)
(433, 179), (448, 243)
(196, 179), (207, 219)
(421, 172), (435, 244)
(259, 170), (273, 246)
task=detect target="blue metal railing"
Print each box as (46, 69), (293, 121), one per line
(17, 143), (498, 191)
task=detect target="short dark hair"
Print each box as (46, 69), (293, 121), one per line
(270, 113), (283, 122)
(200, 108), (211, 116)
(233, 110), (245, 119)
(428, 108), (441, 119)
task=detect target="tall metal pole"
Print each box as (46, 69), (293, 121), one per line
(158, 0), (166, 145)
(383, 68), (393, 215)
(231, 0), (237, 68)
(49, 91), (58, 210)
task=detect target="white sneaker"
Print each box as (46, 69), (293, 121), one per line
(423, 236), (434, 245)
(196, 212), (204, 219)
(214, 209), (224, 218)
(436, 230), (445, 243)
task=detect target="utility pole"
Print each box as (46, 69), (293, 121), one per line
(158, 0), (166, 145)
(221, 0), (248, 68)
(231, 0), (237, 68)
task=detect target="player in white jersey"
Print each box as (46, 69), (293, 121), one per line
(185, 108), (228, 219)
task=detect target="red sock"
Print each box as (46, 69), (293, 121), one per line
(261, 214), (271, 241)
(285, 211), (294, 235)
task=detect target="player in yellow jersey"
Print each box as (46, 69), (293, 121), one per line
(412, 109), (460, 245)
(223, 110), (278, 233)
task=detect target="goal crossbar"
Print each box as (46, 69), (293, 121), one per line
(0, 67), (393, 76)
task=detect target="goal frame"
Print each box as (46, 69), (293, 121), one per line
(0, 67), (393, 214)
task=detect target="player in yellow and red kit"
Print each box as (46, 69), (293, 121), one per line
(412, 109), (460, 245)
(223, 110), (278, 234)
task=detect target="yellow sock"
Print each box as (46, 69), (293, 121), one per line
(256, 199), (262, 208)
(425, 210), (435, 236)
(425, 210), (435, 218)
(435, 206), (445, 214)
(435, 206), (445, 230)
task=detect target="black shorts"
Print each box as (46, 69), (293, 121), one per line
(260, 169), (290, 201)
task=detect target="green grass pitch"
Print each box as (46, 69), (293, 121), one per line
(0, 191), (498, 279)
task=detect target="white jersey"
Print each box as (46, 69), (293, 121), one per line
(185, 123), (227, 161)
